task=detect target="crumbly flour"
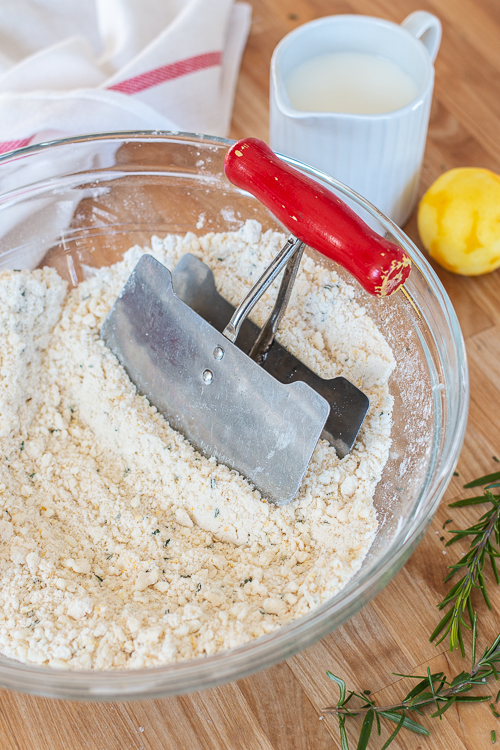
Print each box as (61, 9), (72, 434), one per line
(0, 221), (394, 670)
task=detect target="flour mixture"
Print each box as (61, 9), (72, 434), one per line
(0, 221), (394, 670)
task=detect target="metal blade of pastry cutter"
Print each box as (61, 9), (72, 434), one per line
(172, 253), (370, 458)
(101, 254), (330, 506)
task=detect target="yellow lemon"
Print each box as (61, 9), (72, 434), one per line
(417, 167), (500, 275)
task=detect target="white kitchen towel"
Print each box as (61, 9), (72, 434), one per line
(0, 0), (251, 154)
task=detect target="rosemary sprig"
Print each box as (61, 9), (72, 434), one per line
(430, 477), (500, 654)
(323, 617), (500, 749)
(322, 468), (500, 748)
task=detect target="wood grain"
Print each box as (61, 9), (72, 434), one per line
(2, 0), (500, 748)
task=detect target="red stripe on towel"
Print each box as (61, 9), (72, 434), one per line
(107, 51), (222, 95)
(0, 137), (32, 154)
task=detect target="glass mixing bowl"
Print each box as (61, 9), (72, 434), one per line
(0, 132), (468, 700)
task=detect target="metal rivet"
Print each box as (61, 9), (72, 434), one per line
(202, 369), (213, 384)
(213, 346), (224, 361)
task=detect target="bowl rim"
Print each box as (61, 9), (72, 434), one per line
(0, 130), (469, 700)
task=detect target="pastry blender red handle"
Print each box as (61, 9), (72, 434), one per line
(224, 138), (411, 297)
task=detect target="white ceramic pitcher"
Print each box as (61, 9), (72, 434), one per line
(270, 12), (442, 226)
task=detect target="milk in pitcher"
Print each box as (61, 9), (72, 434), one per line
(285, 52), (418, 115)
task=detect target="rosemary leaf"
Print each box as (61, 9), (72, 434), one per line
(453, 696), (491, 703)
(339, 717), (349, 750)
(464, 472), (500, 488)
(379, 712), (405, 750)
(427, 667), (440, 715)
(403, 676), (434, 702)
(430, 695), (456, 718)
(449, 496), (492, 507)
(326, 671), (346, 704)
(378, 711), (429, 735)
(472, 612), (478, 667)
(429, 608), (453, 643)
(356, 709), (374, 750)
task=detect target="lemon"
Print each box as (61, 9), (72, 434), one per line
(417, 167), (500, 275)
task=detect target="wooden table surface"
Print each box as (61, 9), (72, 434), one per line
(2, 1), (500, 748)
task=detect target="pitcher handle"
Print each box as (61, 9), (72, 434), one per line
(401, 11), (442, 63)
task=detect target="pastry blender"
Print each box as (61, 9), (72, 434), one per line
(101, 138), (410, 505)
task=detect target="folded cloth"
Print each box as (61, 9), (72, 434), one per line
(0, 0), (251, 154)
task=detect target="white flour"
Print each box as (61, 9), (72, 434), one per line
(0, 221), (394, 670)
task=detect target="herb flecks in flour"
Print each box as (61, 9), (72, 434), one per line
(0, 221), (394, 670)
